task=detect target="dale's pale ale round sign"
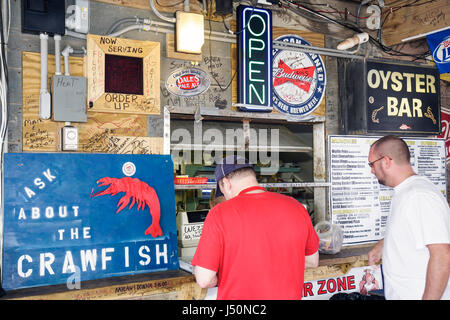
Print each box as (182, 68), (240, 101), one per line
(166, 68), (210, 97)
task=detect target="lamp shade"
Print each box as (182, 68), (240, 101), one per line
(176, 11), (204, 54)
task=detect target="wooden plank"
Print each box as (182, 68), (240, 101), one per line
(318, 244), (372, 266)
(78, 114), (149, 152)
(94, 0), (202, 14)
(305, 245), (372, 281)
(304, 256), (369, 281)
(231, 26), (326, 118)
(94, 0), (227, 22)
(273, 27), (325, 48)
(106, 136), (164, 154)
(22, 51), (83, 151)
(6, 275), (206, 300)
(22, 51), (148, 152)
(382, 0), (450, 46)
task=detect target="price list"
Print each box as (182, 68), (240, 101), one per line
(329, 136), (446, 245)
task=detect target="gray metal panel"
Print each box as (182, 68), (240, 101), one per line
(52, 75), (87, 122)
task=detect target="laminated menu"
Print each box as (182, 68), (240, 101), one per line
(329, 135), (446, 245)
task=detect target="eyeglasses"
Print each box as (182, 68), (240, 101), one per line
(368, 156), (385, 168)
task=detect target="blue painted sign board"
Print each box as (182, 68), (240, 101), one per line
(1, 153), (179, 291)
(237, 5), (273, 112)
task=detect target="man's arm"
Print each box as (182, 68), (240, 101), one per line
(368, 239), (384, 266)
(193, 265), (218, 288)
(422, 243), (450, 300)
(305, 251), (319, 269)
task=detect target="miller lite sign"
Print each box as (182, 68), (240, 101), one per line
(272, 35), (326, 116)
(426, 28), (450, 74)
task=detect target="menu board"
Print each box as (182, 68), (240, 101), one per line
(329, 135), (446, 245)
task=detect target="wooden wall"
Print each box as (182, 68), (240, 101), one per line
(381, 0), (450, 46)
(22, 51), (164, 153)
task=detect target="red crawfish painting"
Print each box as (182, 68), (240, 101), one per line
(90, 177), (162, 237)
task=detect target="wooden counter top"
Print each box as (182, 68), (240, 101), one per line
(1, 269), (206, 300)
(306, 244), (374, 281)
(318, 244), (373, 266)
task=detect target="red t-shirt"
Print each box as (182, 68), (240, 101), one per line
(192, 186), (319, 300)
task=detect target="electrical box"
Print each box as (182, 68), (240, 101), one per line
(61, 125), (78, 151)
(66, 0), (90, 34)
(52, 75), (87, 122)
(21, 0), (66, 35)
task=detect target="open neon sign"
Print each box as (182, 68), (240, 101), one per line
(237, 5), (272, 112)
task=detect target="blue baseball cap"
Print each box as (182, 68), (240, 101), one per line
(214, 155), (253, 198)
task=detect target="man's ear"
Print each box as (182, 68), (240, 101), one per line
(384, 156), (392, 169)
(221, 177), (231, 193)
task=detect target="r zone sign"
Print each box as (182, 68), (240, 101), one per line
(237, 5), (272, 112)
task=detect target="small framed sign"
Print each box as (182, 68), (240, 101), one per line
(87, 34), (160, 115)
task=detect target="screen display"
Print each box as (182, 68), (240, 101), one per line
(105, 54), (143, 95)
(187, 210), (209, 223)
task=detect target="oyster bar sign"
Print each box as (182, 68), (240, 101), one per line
(166, 68), (210, 97)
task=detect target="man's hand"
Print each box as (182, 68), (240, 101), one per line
(422, 243), (450, 300)
(368, 239), (384, 266)
(305, 251), (319, 269)
(194, 265), (218, 288)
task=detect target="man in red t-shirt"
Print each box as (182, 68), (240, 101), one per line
(192, 155), (319, 300)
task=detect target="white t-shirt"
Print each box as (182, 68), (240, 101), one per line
(383, 175), (450, 300)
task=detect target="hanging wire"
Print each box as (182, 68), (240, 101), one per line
(281, 0), (432, 61)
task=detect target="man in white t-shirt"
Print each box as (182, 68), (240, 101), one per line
(367, 135), (450, 300)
